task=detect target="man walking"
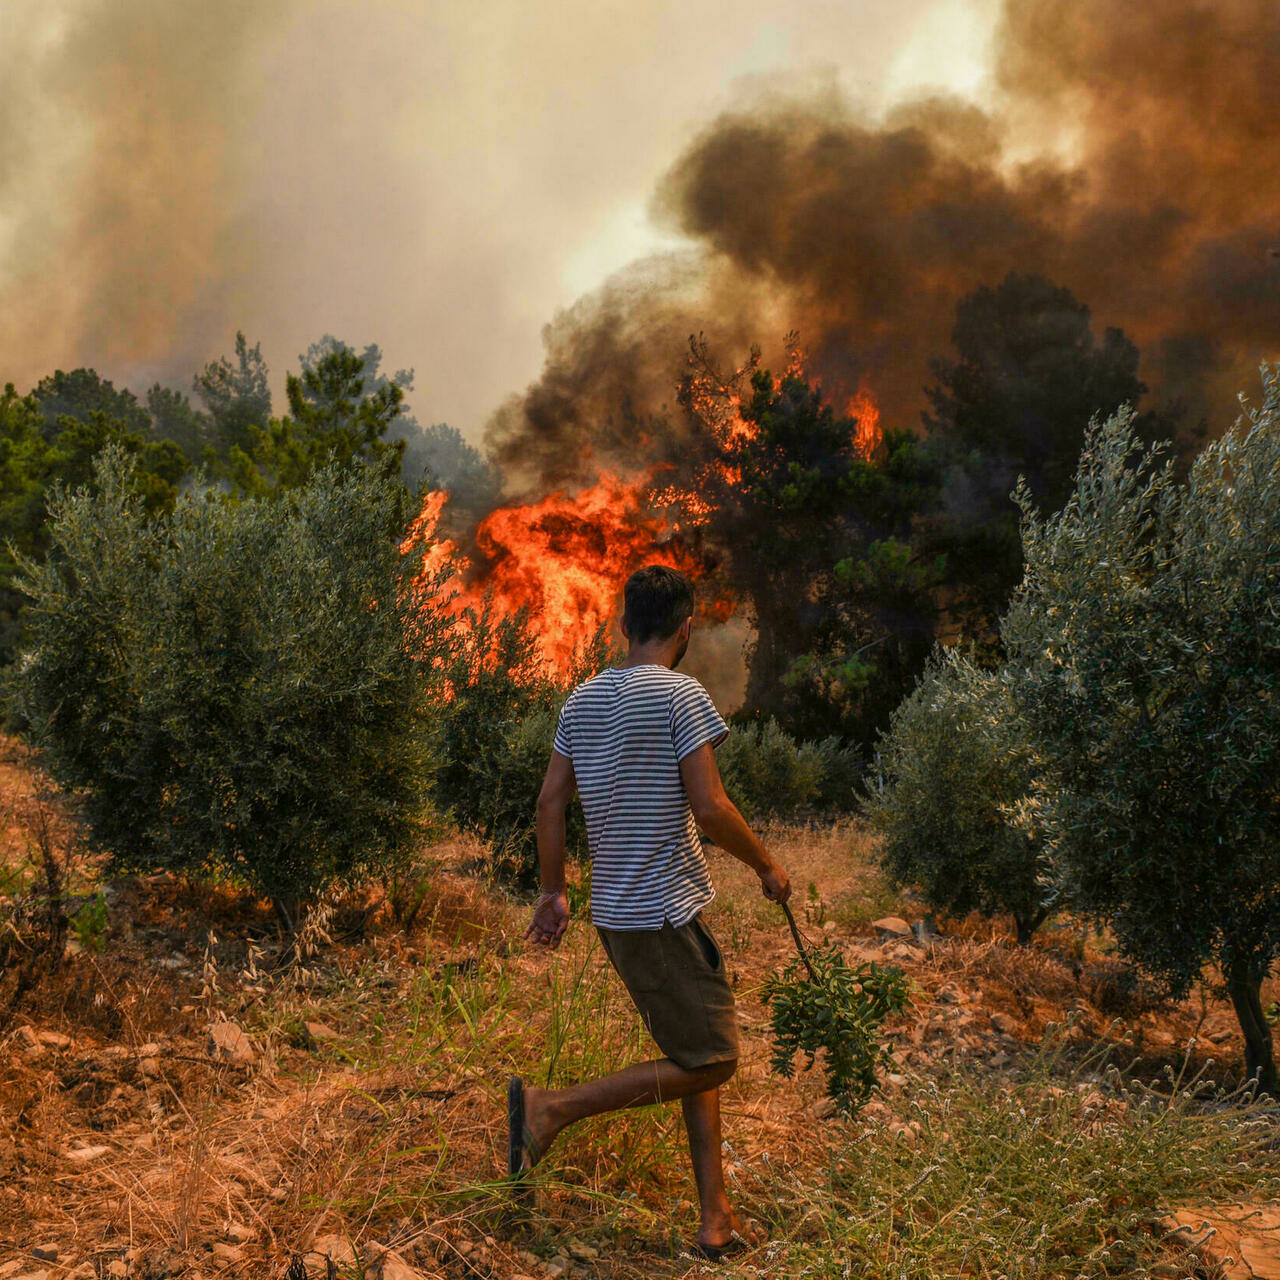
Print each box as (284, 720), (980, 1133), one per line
(509, 565), (791, 1260)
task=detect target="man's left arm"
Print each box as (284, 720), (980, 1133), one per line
(526, 749), (576, 948)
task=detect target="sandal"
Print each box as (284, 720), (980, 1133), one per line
(506, 1077), (543, 1181)
(689, 1230), (751, 1262)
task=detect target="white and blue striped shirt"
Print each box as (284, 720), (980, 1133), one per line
(552, 665), (729, 930)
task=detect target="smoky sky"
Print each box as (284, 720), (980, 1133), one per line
(0, 0), (953, 429)
(488, 0), (1280, 491)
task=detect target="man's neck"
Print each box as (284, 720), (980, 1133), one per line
(620, 640), (680, 670)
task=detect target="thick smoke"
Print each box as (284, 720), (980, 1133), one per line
(488, 0), (1280, 489)
(0, 1), (291, 385)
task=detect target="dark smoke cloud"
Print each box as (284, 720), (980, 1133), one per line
(488, 0), (1280, 489)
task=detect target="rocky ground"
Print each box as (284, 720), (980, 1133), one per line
(0, 743), (1277, 1279)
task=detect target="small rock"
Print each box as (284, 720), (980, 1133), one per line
(106, 1264), (128, 1279)
(307, 1235), (356, 1277)
(303, 1020), (339, 1047)
(210, 1244), (243, 1264)
(64, 1144), (112, 1163)
(871, 916), (911, 940)
(886, 1073), (908, 1088)
(911, 916), (939, 943)
(37, 1031), (72, 1050)
(138, 1057), (160, 1077)
(542, 1262), (568, 1279)
(811, 1096), (837, 1120)
(135, 1042), (161, 1056)
(378, 1251), (421, 1280)
(990, 1012), (1015, 1035)
(567, 1241), (598, 1261)
(936, 983), (962, 1005)
(207, 1021), (256, 1066)
(224, 1223), (256, 1244)
(988, 1051), (1010, 1068)
(31, 1247), (59, 1263)
(17, 1026), (42, 1051)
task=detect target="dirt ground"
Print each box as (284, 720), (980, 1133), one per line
(0, 738), (1276, 1280)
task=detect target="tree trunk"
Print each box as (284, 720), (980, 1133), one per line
(1225, 954), (1278, 1099)
(1014, 906), (1051, 948)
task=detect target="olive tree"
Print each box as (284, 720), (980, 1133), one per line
(1002, 381), (1280, 1093)
(14, 447), (452, 930)
(867, 646), (1051, 944)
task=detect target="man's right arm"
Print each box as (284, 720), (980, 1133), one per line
(679, 743), (791, 902)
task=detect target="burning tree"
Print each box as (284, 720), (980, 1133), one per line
(1002, 383), (1280, 1093)
(677, 338), (940, 745)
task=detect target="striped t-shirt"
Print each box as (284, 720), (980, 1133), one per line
(552, 664), (729, 930)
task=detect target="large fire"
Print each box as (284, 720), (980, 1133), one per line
(408, 357), (884, 676)
(407, 472), (705, 672)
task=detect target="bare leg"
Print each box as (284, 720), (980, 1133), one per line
(522, 1056), (736, 1166)
(681, 1086), (742, 1250)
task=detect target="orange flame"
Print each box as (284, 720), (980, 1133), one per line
(410, 474), (706, 674)
(404, 349), (882, 677)
(845, 384), (883, 457)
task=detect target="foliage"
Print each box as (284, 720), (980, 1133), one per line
(411, 422), (504, 517)
(32, 367), (152, 440)
(433, 601), (609, 889)
(717, 717), (858, 819)
(922, 272), (1166, 642)
(0, 383), (190, 666)
(146, 384), (211, 458)
(14, 448), (451, 929)
(69, 890), (109, 955)
(808, 734), (864, 812)
(809, 1037), (1280, 1278)
(1001, 376), (1280, 1092)
(192, 330), (272, 454)
(867, 646), (1051, 944)
(680, 338), (941, 745)
(224, 342), (407, 497)
(762, 943), (909, 1116)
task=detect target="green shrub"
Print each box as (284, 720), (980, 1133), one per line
(866, 646), (1051, 944)
(1002, 383), (1280, 1093)
(719, 717), (820, 818)
(762, 943), (909, 1116)
(807, 733), (863, 812)
(14, 447), (449, 930)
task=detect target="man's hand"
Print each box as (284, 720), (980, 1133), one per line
(759, 862), (791, 904)
(525, 890), (570, 948)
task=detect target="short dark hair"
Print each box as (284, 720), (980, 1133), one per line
(623, 565), (694, 644)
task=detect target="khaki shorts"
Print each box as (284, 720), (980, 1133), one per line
(596, 913), (740, 1070)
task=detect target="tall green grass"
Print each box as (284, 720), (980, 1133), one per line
(736, 1030), (1280, 1278)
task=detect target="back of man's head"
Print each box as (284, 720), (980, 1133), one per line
(623, 565), (694, 644)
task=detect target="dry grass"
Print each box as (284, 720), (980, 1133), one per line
(1, 759), (1278, 1278)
